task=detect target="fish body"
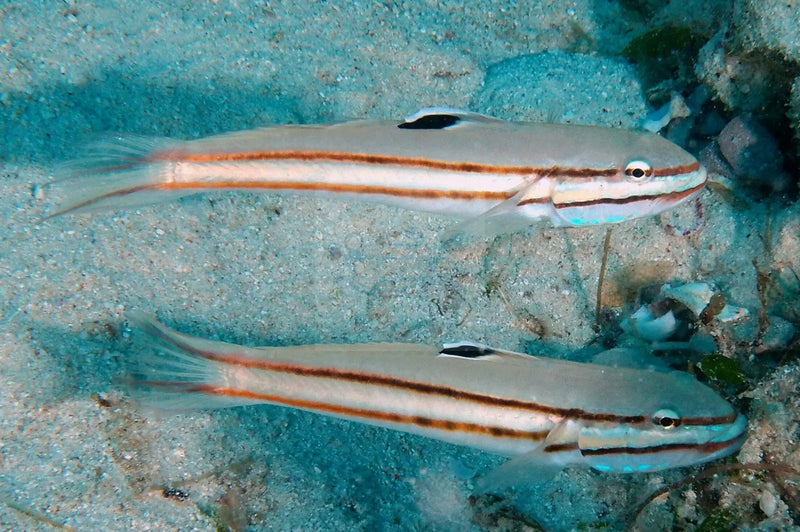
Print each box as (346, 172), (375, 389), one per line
(130, 314), (745, 488)
(49, 109), (706, 234)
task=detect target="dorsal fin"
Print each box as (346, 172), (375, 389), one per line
(438, 342), (538, 363)
(439, 342), (498, 359)
(398, 107), (505, 130)
(398, 112), (460, 130)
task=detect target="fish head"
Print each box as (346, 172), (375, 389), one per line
(548, 129), (707, 226)
(574, 368), (746, 473)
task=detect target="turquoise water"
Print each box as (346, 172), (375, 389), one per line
(1, 1), (798, 530)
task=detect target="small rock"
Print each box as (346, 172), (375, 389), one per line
(759, 489), (777, 517)
(699, 141), (735, 180)
(31, 183), (45, 201)
(757, 315), (796, 352)
(716, 114), (791, 193)
(327, 245), (343, 261)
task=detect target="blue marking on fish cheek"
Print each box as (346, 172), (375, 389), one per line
(569, 217), (601, 226)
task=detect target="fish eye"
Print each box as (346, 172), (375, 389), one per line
(624, 160), (653, 182)
(653, 408), (681, 429)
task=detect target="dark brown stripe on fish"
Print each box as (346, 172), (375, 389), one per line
(156, 149), (624, 178)
(653, 161), (701, 177)
(543, 442), (580, 453)
(580, 431), (746, 456)
(680, 411), (739, 426)
(166, 152), (699, 181)
(183, 384), (549, 440)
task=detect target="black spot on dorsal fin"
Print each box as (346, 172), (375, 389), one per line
(398, 113), (461, 130)
(439, 343), (498, 358)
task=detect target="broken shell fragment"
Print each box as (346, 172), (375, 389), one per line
(659, 282), (714, 316)
(622, 306), (677, 342)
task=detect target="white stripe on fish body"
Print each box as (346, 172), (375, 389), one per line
(171, 159), (524, 218)
(47, 109), (707, 233)
(129, 314), (746, 486)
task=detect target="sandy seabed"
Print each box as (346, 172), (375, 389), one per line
(1, 1), (799, 530)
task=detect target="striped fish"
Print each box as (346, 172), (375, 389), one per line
(129, 313), (746, 490)
(47, 108), (706, 235)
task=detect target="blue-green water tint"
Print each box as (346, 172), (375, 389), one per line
(2, 1), (798, 530)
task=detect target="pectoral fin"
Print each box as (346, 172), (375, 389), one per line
(473, 420), (583, 493)
(474, 447), (572, 494)
(441, 183), (542, 241)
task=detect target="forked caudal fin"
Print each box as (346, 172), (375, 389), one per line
(45, 135), (193, 218)
(125, 311), (265, 411)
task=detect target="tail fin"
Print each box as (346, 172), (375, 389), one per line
(45, 135), (194, 218)
(125, 311), (261, 411)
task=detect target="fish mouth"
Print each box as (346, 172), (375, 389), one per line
(704, 413), (748, 460)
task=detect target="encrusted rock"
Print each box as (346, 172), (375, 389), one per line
(716, 114), (791, 193)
